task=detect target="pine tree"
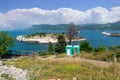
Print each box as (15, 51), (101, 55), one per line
(48, 42), (54, 52)
(55, 34), (66, 53)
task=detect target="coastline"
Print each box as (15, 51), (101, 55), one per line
(16, 35), (86, 43)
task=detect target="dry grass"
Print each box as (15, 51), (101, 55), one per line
(4, 55), (120, 80)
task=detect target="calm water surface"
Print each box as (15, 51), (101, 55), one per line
(8, 30), (120, 52)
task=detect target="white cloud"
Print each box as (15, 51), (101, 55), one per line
(0, 6), (120, 30)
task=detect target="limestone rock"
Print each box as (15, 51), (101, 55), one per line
(0, 61), (3, 66)
(0, 64), (29, 80)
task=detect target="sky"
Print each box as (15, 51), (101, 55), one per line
(0, 0), (120, 30)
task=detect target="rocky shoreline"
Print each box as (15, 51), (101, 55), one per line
(16, 35), (86, 43)
(0, 60), (29, 80)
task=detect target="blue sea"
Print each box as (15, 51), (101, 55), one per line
(8, 30), (120, 52)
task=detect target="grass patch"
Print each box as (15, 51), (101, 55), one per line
(1, 73), (15, 80)
(80, 51), (114, 62)
(39, 52), (54, 58)
(55, 53), (66, 58)
(4, 56), (120, 80)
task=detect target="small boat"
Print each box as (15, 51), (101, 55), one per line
(102, 32), (111, 36)
(102, 32), (120, 37)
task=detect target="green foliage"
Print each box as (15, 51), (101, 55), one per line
(1, 73), (15, 80)
(25, 32), (46, 38)
(80, 52), (112, 61)
(80, 40), (93, 52)
(55, 34), (66, 53)
(39, 51), (54, 58)
(48, 42), (54, 52)
(0, 31), (15, 57)
(109, 45), (120, 51)
(25, 32), (60, 39)
(109, 45), (120, 62)
(94, 45), (107, 53)
(116, 52), (120, 58)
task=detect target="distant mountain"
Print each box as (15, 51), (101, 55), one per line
(27, 21), (120, 30)
(80, 21), (120, 30)
(28, 24), (67, 30)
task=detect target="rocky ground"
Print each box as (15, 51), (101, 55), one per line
(0, 60), (29, 80)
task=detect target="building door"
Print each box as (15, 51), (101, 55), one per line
(67, 48), (70, 56)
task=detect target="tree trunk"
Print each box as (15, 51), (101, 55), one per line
(69, 38), (72, 45)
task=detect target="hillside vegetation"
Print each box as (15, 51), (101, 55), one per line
(28, 21), (120, 30)
(24, 32), (59, 39)
(3, 43), (120, 80)
(4, 55), (120, 80)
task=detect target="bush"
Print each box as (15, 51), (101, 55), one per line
(80, 40), (93, 52)
(80, 51), (114, 62)
(109, 45), (120, 62)
(48, 42), (54, 52)
(94, 45), (107, 53)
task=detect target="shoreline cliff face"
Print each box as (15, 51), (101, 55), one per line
(16, 34), (86, 43)
(16, 35), (58, 43)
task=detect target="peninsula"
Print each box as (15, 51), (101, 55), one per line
(16, 33), (86, 43)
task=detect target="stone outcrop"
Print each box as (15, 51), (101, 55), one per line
(16, 35), (86, 43)
(16, 35), (58, 43)
(0, 61), (29, 80)
(0, 61), (3, 66)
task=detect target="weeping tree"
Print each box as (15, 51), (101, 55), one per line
(0, 31), (15, 57)
(66, 22), (79, 45)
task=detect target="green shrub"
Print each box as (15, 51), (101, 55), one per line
(80, 40), (93, 52)
(94, 45), (107, 53)
(48, 42), (54, 52)
(25, 32), (46, 38)
(116, 52), (120, 58)
(80, 51), (114, 62)
(109, 45), (120, 62)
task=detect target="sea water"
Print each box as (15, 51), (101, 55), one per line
(7, 30), (120, 52)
